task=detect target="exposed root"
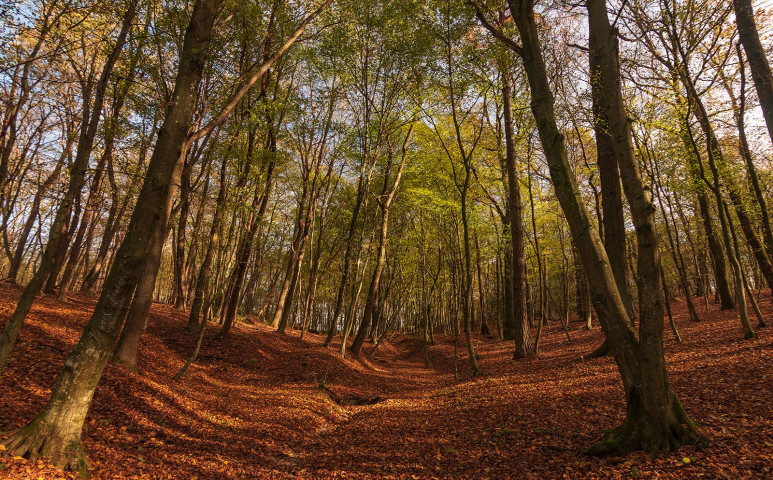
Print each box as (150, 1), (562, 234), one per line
(1, 417), (89, 477)
(585, 416), (700, 457)
(583, 341), (611, 359)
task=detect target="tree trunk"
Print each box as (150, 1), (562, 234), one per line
(678, 57), (754, 336)
(488, 0), (699, 454)
(0, 2), (138, 375)
(0, 0), (222, 470)
(272, 193), (309, 331)
(187, 155), (229, 330)
(734, 45), (773, 263)
(111, 196), (175, 371)
(502, 74), (533, 358)
(173, 159), (193, 309)
(323, 176), (369, 347)
(735, 0), (773, 145)
(218, 161), (274, 338)
(589, 0), (698, 451)
(475, 233), (490, 335)
(81, 113), (159, 293)
(351, 127), (411, 356)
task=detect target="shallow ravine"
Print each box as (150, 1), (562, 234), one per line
(1, 283), (772, 479)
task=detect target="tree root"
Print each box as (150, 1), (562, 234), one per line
(1, 417), (89, 477)
(582, 341), (611, 359)
(585, 416), (701, 456)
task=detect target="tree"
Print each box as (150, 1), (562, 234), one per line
(351, 125), (412, 356)
(735, 0), (773, 146)
(0, 0), (224, 470)
(473, 0), (699, 453)
(0, 1), (139, 376)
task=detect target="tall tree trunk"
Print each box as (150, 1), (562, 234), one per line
(351, 127), (411, 357)
(0, 0), (222, 470)
(475, 233), (490, 335)
(573, 244), (592, 329)
(187, 155), (229, 330)
(80, 118), (157, 293)
(735, 0), (773, 145)
(526, 157), (545, 350)
(273, 191), (310, 331)
(300, 187), (335, 337)
(173, 159), (193, 309)
(502, 73), (532, 358)
(339, 248), (368, 357)
(579, 0), (634, 359)
(111, 196), (176, 371)
(479, 0), (699, 453)
(677, 55), (755, 336)
(591, 59), (633, 321)
(323, 177), (369, 347)
(734, 45), (773, 262)
(725, 179), (773, 294)
(587, 0), (696, 449)
(0, 2), (138, 375)
(460, 164), (480, 377)
(691, 178), (734, 309)
(275, 229), (310, 333)
(637, 130), (702, 323)
(218, 158), (275, 339)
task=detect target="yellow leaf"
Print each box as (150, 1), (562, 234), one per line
(0, 444), (5, 451)
(682, 457), (691, 464)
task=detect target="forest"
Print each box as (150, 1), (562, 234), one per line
(0, 0), (772, 477)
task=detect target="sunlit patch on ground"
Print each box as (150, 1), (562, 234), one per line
(0, 283), (771, 479)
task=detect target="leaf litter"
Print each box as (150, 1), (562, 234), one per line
(0, 283), (771, 479)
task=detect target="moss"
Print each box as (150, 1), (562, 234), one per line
(65, 440), (90, 478)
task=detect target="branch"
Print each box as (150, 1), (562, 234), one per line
(186, 0), (332, 145)
(466, 1), (523, 56)
(567, 42), (589, 52)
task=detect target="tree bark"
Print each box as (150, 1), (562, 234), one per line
(480, 0), (699, 453)
(187, 154), (229, 330)
(0, 2), (138, 375)
(351, 126), (412, 357)
(502, 74), (533, 358)
(173, 159), (193, 309)
(111, 192), (176, 371)
(0, 0), (223, 471)
(735, 0), (773, 145)
(218, 156), (275, 338)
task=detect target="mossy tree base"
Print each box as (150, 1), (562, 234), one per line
(585, 420), (699, 456)
(585, 395), (703, 456)
(2, 416), (89, 477)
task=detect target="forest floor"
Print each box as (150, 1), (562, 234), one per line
(0, 284), (772, 479)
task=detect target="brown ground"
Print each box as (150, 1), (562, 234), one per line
(0, 283), (772, 479)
